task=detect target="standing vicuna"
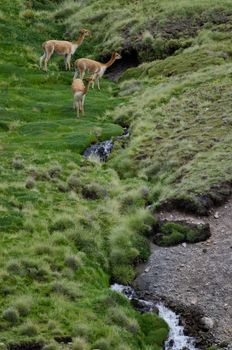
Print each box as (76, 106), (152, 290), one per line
(71, 76), (95, 118)
(74, 52), (122, 90)
(40, 29), (91, 71)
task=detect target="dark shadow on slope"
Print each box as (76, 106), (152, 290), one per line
(104, 48), (139, 81)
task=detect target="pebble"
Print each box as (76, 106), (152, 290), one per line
(144, 266), (151, 273)
(182, 242), (187, 248)
(214, 212), (219, 219)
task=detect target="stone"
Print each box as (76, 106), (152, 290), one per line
(144, 266), (151, 273)
(201, 316), (214, 330)
(182, 242), (187, 248)
(214, 212), (219, 219)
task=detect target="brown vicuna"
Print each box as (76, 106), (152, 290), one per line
(71, 76), (95, 118)
(40, 29), (91, 71)
(74, 52), (122, 90)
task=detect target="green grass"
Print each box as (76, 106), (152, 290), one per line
(0, 1), (168, 349)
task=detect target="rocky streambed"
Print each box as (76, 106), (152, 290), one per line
(134, 199), (232, 349)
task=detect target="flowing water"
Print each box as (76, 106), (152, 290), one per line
(83, 129), (129, 161)
(111, 284), (199, 350)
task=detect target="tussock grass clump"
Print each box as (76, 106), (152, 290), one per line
(72, 337), (90, 350)
(51, 280), (80, 299)
(65, 255), (83, 271)
(25, 177), (36, 189)
(48, 164), (62, 179)
(108, 307), (140, 334)
(81, 182), (107, 200)
(49, 215), (75, 232)
(12, 158), (24, 170)
(72, 323), (90, 338)
(34, 244), (53, 256)
(7, 261), (21, 274)
(19, 320), (38, 336)
(2, 308), (19, 324)
(93, 338), (112, 350)
(67, 174), (82, 192)
(14, 295), (33, 316)
(43, 343), (59, 350)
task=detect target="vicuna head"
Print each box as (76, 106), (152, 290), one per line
(113, 52), (122, 60)
(79, 28), (91, 37)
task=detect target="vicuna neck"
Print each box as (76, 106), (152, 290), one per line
(105, 54), (116, 68)
(75, 33), (85, 47)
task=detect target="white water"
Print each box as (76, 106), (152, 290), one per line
(111, 284), (198, 350)
(157, 303), (198, 350)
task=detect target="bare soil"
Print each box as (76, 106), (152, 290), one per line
(134, 198), (232, 349)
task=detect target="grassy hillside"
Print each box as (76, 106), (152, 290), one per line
(1, 0), (232, 349)
(0, 0), (169, 349)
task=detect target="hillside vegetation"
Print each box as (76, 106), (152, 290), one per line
(1, 0), (232, 349)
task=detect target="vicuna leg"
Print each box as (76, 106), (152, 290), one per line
(75, 101), (80, 118)
(97, 77), (101, 90)
(44, 46), (54, 71)
(39, 53), (46, 69)
(81, 95), (86, 115)
(64, 55), (68, 70)
(79, 68), (85, 80)
(67, 54), (72, 71)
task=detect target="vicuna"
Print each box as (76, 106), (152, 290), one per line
(71, 76), (95, 118)
(40, 29), (91, 71)
(74, 52), (122, 90)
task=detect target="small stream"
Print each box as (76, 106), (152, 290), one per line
(111, 284), (199, 350)
(83, 129), (129, 161)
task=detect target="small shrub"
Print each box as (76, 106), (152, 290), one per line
(72, 337), (90, 350)
(2, 308), (19, 323)
(12, 158), (24, 170)
(19, 320), (38, 336)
